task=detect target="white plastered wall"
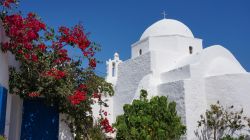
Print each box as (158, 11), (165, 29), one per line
(6, 53), (23, 140)
(205, 74), (250, 116)
(131, 38), (149, 58)
(183, 78), (207, 140)
(148, 35), (202, 74)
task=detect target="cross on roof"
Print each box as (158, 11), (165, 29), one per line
(162, 11), (167, 19)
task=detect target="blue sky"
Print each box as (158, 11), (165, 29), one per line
(19, 0), (250, 76)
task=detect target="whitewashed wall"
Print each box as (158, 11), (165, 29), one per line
(205, 73), (250, 116)
(131, 38), (149, 58)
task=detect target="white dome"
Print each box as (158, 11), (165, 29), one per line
(140, 19), (194, 40)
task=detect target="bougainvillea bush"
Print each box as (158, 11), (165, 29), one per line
(114, 90), (186, 140)
(0, 1), (114, 139)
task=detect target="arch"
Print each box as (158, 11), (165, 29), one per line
(112, 62), (115, 77)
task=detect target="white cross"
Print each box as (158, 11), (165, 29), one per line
(162, 11), (167, 19)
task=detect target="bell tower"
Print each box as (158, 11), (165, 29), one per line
(106, 52), (122, 85)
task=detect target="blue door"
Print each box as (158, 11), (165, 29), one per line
(20, 99), (59, 140)
(0, 86), (7, 135)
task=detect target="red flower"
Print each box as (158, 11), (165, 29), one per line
(2, 13), (46, 53)
(24, 53), (30, 60)
(93, 93), (101, 99)
(59, 26), (70, 35)
(53, 49), (70, 64)
(31, 54), (38, 62)
(57, 49), (68, 56)
(58, 25), (91, 55)
(68, 90), (87, 105)
(28, 92), (40, 97)
(27, 30), (38, 41)
(24, 43), (32, 50)
(83, 51), (88, 57)
(38, 44), (46, 52)
(28, 12), (36, 18)
(53, 57), (70, 64)
(89, 59), (96, 68)
(43, 68), (66, 79)
(17, 49), (23, 54)
(79, 84), (87, 90)
(104, 112), (107, 116)
(57, 70), (65, 78)
(39, 22), (46, 30)
(100, 118), (114, 133)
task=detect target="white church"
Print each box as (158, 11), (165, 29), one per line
(105, 18), (250, 139)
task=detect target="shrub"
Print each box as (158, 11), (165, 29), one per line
(196, 101), (250, 140)
(114, 90), (186, 140)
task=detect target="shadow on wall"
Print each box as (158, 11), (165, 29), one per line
(59, 116), (74, 140)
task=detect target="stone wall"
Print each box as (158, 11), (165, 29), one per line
(113, 52), (152, 117)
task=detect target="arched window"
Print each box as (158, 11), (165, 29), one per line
(189, 46), (193, 54)
(139, 49), (142, 55)
(112, 62), (115, 77)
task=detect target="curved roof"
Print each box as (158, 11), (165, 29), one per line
(140, 19), (194, 40)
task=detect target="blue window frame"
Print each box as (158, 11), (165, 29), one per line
(0, 86), (8, 135)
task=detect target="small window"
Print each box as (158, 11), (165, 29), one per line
(189, 46), (193, 54)
(139, 49), (142, 55)
(112, 62), (115, 77)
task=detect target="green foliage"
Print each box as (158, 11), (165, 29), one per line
(220, 135), (246, 140)
(87, 124), (107, 140)
(114, 89), (186, 140)
(197, 101), (250, 140)
(0, 136), (5, 140)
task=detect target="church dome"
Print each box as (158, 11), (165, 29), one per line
(140, 19), (194, 40)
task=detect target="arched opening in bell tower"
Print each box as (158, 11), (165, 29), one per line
(112, 62), (115, 77)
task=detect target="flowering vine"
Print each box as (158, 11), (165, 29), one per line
(0, 1), (114, 139)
